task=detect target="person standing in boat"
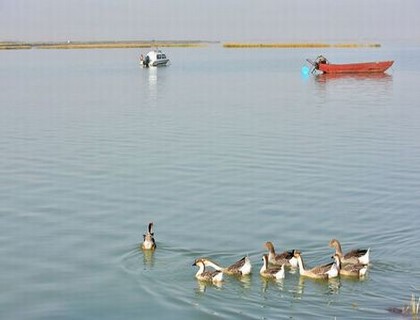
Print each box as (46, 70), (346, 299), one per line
(314, 55), (328, 71)
(317, 55), (328, 64)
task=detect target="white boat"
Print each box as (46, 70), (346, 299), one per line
(140, 49), (170, 67)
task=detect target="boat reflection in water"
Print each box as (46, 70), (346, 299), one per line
(315, 72), (393, 83)
(312, 72), (393, 104)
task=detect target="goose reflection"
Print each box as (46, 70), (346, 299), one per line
(291, 275), (341, 300)
(194, 279), (223, 294)
(291, 276), (305, 299)
(238, 274), (252, 290)
(142, 249), (155, 268)
(260, 276), (284, 293)
(327, 277), (341, 295)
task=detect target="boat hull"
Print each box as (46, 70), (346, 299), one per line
(140, 59), (170, 67)
(318, 61), (393, 74)
(151, 59), (170, 67)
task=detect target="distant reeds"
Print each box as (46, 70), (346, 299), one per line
(0, 41), (208, 50)
(0, 42), (32, 50)
(223, 42), (381, 48)
(36, 42), (206, 50)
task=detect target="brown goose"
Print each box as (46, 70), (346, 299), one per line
(260, 254), (285, 279)
(332, 254), (368, 277)
(141, 222), (156, 251)
(329, 239), (370, 265)
(192, 259), (223, 283)
(264, 241), (298, 267)
(198, 256), (252, 276)
(294, 251), (338, 279)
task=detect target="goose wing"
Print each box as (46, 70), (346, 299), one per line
(344, 248), (368, 259)
(275, 250), (294, 261)
(310, 261), (334, 274)
(198, 269), (222, 282)
(343, 263), (364, 273)
(266, 266), (283, 275)
(226, 256), (246, 272)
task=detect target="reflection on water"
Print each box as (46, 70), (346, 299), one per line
(147, 67), (158, 100)
(148, 67), (158, 87)
(291, 276), (341, 300)
(292, 277), (306, 299)
(194, 280), (223, 294)
(327, 278), (341, 295)
(142, 249), (155, 268)
(237, 274), (252, 290)
(142, 66), (169, 105)
(260, 276), (284, 293)
(315, 72), (393, 83)
(312, 72), (393, 103)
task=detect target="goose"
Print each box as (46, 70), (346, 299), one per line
(332, 254), (368, 277)
(260, 254), (285, 279)
(199, 256), (252, 276)
(141, 222), (156, 251)
(329, 239), (370, 265)
(192, 259), (223, 283)
(294, 250), (338, 279)
(264, 241), (298, 267)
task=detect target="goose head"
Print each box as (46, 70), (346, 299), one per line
(264, 241), (275, 253)
(143, 222), (154, 240)
(329, 239), (342, 251)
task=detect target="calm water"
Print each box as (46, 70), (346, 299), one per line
(1, 45), (420, 319)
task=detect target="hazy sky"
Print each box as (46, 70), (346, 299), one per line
(1, 0), (420, 43)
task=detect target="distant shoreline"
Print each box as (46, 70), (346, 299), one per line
(0, 40), (214, 50)
(223, 42), (381, 48)
(0, 40), (381, 50)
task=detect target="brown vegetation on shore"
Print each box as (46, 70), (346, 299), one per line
(0, 41), (208, 50)
(223, 42), (381, 48)
(0, 42), (32, 50)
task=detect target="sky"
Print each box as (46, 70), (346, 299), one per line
(1, 0), (420, 43)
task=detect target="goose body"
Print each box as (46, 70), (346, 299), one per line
(332, 254), (368, 277)
(294, 251), (338, 279)
(141, 222), (156, 251)
(329, 239), (370, 265)
(260, 254), (285, 279)
(200, 256), (252, 276)
(193, 259), (223, 283)
(264, 241), (298, 267)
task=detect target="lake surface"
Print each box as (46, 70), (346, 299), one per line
(1, 45), (419, 319)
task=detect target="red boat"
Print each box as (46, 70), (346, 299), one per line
(307, 55), (394, 74)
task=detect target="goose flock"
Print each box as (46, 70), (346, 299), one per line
(140, 222), (370, 284)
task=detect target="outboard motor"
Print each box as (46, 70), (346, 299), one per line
(144, 55), (150, 67)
